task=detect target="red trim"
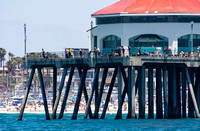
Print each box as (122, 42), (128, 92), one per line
(92, 0), (200, 16)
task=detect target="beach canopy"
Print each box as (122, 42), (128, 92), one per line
(92, 0), (200, 16)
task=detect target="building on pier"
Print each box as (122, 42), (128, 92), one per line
(89, 0), (200, 55)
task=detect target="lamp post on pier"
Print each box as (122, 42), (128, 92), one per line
(24, 24), (28, 87)
(190, 21), (194, 57)
(90, 21), (93, 51)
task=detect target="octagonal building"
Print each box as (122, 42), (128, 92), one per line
(89, 0), (200, 55)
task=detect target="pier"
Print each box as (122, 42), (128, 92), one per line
(18, 56), (200, 120)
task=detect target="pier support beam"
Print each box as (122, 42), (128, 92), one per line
(186, 67), (200, 118)
(156, 67), (163, 119)
(148, 66), (154, 119)
(72, 67), (88, 120)
(116, 66), (128, 119)
(139, 65), (145, 119)
(58, 66), (75, 119)
(168, 67), (173, 118)
(176, 69), (181, 118)
(188, 68), (195, 118)
(84, 67), (100, 119)
(127, 66), (136, 119)
(163, 66), (168, 119)
(100, 67), (117, 119)
(51, 67), (68, 119)
(194, 69), (200, 113)
(18, 67), (35, 120)
(182, 68), (186, 118)
(53, 66), (57, 109)
(78, 67), (93, 119)
(115, 65), (122, 119)
(94, 67), (108, 119)
(38, 68), (50, 120)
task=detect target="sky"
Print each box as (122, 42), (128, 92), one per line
(0, 0), (118, 59)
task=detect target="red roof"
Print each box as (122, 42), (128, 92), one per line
(92, 0), (200, 16)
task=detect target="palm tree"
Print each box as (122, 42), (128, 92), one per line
(0, 48), (6, 67)
(15, 57), (23, 69)
(8, 52), (14, 61)
(0, 48), (6, 86)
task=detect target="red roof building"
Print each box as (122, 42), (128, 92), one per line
(89, 0), (200, 55)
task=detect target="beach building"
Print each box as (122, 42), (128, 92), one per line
(89, 0), (200, 55)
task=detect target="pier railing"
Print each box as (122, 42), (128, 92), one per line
(26, 49), (200, 60)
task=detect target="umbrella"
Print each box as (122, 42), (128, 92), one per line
(69, 96), (76, 99)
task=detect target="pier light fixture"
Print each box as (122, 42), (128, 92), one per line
(191, 21), (194, 57)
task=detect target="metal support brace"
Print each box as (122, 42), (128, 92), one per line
(18, 67), (35, 120)
(77, 67), (93, 119)
(185, 67), (200, 118)
(38, 68), (50, 120)
(94, 67), (108, 119)
(58, 66), (75, 119)
(51, 67), (68, 119)
(53, 66), (57, 108)
(84, 67), (100, 119)
(116, 66), (128, 119)
(72, 67), (88, 120)
(100, 67), (117, 119)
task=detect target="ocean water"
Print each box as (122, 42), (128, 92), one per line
(1, 113), (200, 131)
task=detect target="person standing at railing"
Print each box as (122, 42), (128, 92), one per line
(94, 47), (98, 58)
(121, 46), (125, 57)
(79, 49), (82, 58)
(198, 46), (200, 57)
(65, 49), (69, 58)
(42, 48), (46, 59)
(163, 46), (167, 57)
(69, 48), (72, 58)
(97, 48), (101, 57)
(138, 48), (142, 56)
(180, 50), (185, 57)
(128, 46), (131, 56)
(82, 49), (85, 58)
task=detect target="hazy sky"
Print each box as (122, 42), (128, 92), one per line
(0, 0), (118, 58)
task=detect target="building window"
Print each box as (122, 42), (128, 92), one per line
(94, 36), (97, 48)
(178, 34), (200, 52)
(102, 35), (121, 53)
(96, 15), (200, 25)
(129, 34), (168, 54)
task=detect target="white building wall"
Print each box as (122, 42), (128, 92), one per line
(92, 22), (200, 53)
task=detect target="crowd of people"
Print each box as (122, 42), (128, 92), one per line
(41, 46), (200, 59)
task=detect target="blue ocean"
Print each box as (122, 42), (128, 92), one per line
(1, 113), (200, 130)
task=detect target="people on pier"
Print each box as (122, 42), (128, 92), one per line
(180, 50), (185, 57)
(42, 48), (46, 59)
(94, 47), (98, 58)
(163, 46), (167, 56)
(121, 46), (125, 57)
(128, 46), (131, 56)
(65, 49), (69, 58)
(97, 48), (101, 56)
(82, 49), (85, 58)
(143, 50), (148, 56)
(69, 48), (72, 58)
(79, 49), (82, 57)
(138, 48), (142, 56)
